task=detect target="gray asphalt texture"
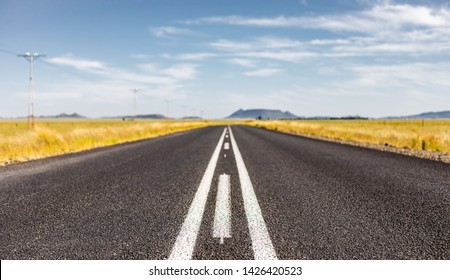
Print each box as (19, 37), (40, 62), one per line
(1, 125), (449, 259)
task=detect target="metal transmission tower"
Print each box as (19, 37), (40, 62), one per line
(18, 52), (46, 128)
(164, 99), (171, 120)
(182, 105), (187, 118)
(130, 88), (141, 120)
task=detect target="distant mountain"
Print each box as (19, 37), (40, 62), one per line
(103, 114), (168, 119)
(38, 113), (86, 119)
(181, 116), (202, 120)
(384, 110), (450, 119)
(227, 109), (298, 119)
(134, 114), (167, 119)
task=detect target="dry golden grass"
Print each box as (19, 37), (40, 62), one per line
(0, 119), (221, 165)
(247, 119), (450, 154)
(2, 119), (449, 165)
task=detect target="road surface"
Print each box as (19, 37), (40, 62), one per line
(1, 125), (449, 259)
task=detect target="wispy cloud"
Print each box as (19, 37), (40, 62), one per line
(211, 37), (304, 52)
(161, 64), (198, 80)
(244, 68), (283, 77)
(188, 2), (450, 33)
(162, 52), (218, 60)
(150, 26), (194, 38)
(46, 55), (106, 71)
(349, 62), (450, 89)
(130, 54), (151, 59)
(36, 57), (197, 113)
(199, 2), (450, 60)
(226, 58), (258, 68)
(46, 55), (199, 86)
(237, 51), (317, 62)
(211, 39), (254, 51)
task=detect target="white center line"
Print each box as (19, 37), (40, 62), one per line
(228, 126), (278, 260)
(213, 174), (231, 244)
(224, 142), (230, 150)
(169, 128), (227, 260)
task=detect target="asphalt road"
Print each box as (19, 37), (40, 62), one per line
(1, 125), (449, 259)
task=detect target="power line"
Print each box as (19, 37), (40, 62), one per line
(0, 48), (19, 56)
(37, 59), (98, 82)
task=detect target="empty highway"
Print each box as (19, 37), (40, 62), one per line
(1, 125), (449, 259)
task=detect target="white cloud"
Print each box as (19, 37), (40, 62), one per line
(161, 64), (198, 80)
(188, 15), (304, 28)
(310, 39), (352, 45)
(257, 37), (304, 49)
(46, 55), (199, 87)
(333, 41), (450, 54)
(366, 2), (449, 28)
(349, 62), (450, 89)
(227, 58), (258, 68)
(46, 55), (106, 71)
(211, 39), (254, 51)
(211, 37), (304, 52)
(163, 52), (218, 60)
(194, 2), (450, 60)
(150, 26), (193, 38)
(237, 51), (317, 62)
(137, 63), (159, 72)
(130, 54), (150, 59)
(188, 2), (450, 33)
(244, 68), (283, 77)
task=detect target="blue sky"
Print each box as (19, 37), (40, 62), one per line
(1, 0), (449, 118)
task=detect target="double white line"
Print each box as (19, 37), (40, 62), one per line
(169, 127), (277, 260)
(229, 127), (277, 260)
(168, 128), (226, 260)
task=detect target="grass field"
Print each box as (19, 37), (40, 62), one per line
(0, 119), (216, 165)
(1, 119), (449, 165)
(247, 119), (450, 154)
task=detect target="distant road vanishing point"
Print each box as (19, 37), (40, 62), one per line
(1, 126), (449, 259)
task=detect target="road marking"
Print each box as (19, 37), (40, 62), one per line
(213, 174), (231, 244)
(169, 128), (227, 260)
(224, 142), (230, 150)
(228, 126), (278, 260)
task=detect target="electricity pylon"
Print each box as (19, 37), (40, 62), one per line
(130, 88), (141, 120)
(18, 52), (45, 128)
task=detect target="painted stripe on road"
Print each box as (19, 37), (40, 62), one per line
(228, 126), (277, 260)
(169, 128), (227, 260)
(224, 142), (230, 150)
(213, 174), (231, 244)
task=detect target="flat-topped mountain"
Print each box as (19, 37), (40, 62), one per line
(227, 109), (298, 119)
(38, 113), (86, 119)
(385, 110), (450, 119)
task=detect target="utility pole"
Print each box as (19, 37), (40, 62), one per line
(130, 88), (141, 120)
(182, 105), (187, 119)
(18, 52), (45, 128)
(164, 99), (171, 120)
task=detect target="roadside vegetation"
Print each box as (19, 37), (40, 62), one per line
(0, 119), (220, 165)
(1, 119), (449, 166)
(247, 119), (450, 154)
